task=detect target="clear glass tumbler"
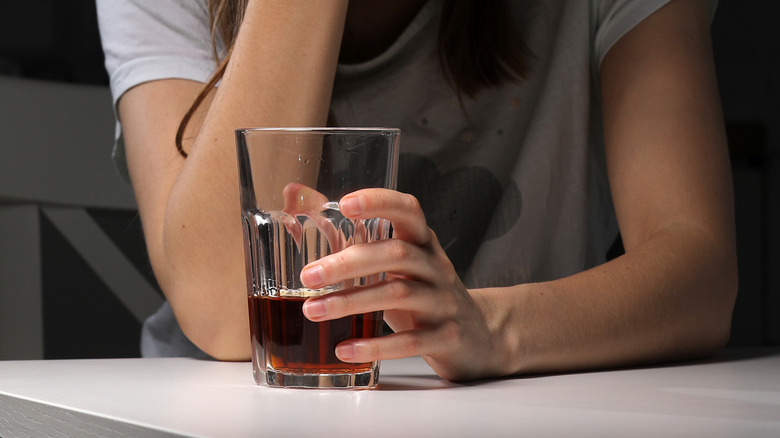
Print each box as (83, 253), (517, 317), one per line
(235, 128), (400, 389)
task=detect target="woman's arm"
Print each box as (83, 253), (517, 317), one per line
(118, 1), (349, 359)
(301, 0), (737, 379)
(489, 0), (737, 375)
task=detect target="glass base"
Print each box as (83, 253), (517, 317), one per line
(263, 364), (380, 389)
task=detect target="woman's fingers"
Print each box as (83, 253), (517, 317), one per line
(334, 327), (452, 363)
(292, 187), (482, 374)
(300, 237), (437, 289)
(302, 277), (443, 321)
(339, 189), (431, 246)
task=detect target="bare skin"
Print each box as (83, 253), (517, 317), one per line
(118, 0), (736, 379)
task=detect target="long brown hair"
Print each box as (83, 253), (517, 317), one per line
(176, 0), (530, 157)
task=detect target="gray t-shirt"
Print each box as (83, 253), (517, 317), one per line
(97, 0), (714, 357)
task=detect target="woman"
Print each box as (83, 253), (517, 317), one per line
(97, 0), (736, 380)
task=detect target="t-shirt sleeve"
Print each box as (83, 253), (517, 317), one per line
(592, 0), (718, 69)
(97, 0), (216, 107)
(96, 0), (217, 181)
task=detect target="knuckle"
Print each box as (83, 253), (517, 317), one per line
(362, 340), (381, 360)
(328, 249), (353, 275)
(386, 239), (412, 260)
(388, 279), (414, 302)
(442, 270), (460, 291)
(439, 320), (461, 344)
(338, 291), (357, 314)
(401, 334), (422, 357)
(427, 228), (443, 247)
(371, 190), (395, 210)
(347, 340), (376, 363)
(403, 193), (422, 211)
(428, 284), (459, 317)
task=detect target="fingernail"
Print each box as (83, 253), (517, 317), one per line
(339, 197), (362, 216)
(336, 343), (355, 361)
(301, 265), (325, 286)
(303, 300), (327, 318)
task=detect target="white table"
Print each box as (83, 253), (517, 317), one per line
(1, 349), (778, 437)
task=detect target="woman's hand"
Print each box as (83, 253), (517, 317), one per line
(293, 0), (735, 382)
(299, 189), (502, 381)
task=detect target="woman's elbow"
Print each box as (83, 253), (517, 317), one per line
(179, 317), (251, 362)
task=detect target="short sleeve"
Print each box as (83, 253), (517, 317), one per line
(592, 0), (718, 69)
(97, 0), (217, 107)
(96, 0), (217, 181)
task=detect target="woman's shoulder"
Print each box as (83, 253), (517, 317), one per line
(589, 0), (675, 68)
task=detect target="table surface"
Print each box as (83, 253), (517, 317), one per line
(1, 349), (779, 438)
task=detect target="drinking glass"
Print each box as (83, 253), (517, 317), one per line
(236, 128), (400, 388)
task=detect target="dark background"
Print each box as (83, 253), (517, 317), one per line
(0, 0), (777, 358)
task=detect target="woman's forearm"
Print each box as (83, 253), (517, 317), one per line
(155, 1), (350, 358)
(478, 223), (737, 376)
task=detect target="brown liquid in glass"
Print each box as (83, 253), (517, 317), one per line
(249, 295), (383, 374)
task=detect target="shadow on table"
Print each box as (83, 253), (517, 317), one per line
(445, 347), (780, 388)
(700, 346), (780, 364)
(377, 374), (465, 391)
(632, 346), (780, 370)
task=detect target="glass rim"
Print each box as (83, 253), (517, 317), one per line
(236, 127), (400, 135)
